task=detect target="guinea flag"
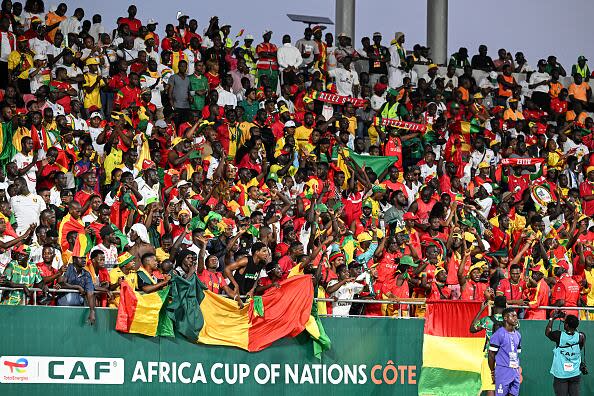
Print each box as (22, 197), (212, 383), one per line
(418, 301), (485, 396)
(115, 280), (174, 337)
(57, 213), (86, 251)
(167, 274), (327, 353)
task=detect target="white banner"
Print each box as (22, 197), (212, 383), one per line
(0, 356), (124, 384)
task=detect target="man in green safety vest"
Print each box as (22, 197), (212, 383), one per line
(571, 55), (590, 82)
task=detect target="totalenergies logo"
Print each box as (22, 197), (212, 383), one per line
(3, 358), (28, 374)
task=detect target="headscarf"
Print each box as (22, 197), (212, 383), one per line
(128, 223), (150, 246)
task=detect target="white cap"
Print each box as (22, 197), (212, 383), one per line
(177, 180), (191, 188)
(245, 34), (254, 40)
(176, 11), (189, 20)
(263, 30), (272, 36)
(489, 71), (498, 79)
(90, 111), (102, 119)
(154, 119), (167, 128)
(284, 120), (296, 128)
(146, 18), (158, 25)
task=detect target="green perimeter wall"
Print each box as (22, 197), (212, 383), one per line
(0, 306), (593, 395)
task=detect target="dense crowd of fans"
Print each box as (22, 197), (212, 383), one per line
(1, 1), (594, 324)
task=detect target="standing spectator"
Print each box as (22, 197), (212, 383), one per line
(276, 34), (301, 85)
(546, 313), (586, 396)
(471, 44), (495, 72)
(366, 32), (389, 86)
(529, 59), (551, 111)
(58, 7), (83, 46)
(571, 55), (590, 82)
(256, 30), (278, 90)
(167, 60), (193, 127)
(328, 56), (359, 97)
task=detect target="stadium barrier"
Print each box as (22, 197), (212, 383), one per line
(0, 305), (593, 395)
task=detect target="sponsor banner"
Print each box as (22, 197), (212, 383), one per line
(0, 356), (124, 384)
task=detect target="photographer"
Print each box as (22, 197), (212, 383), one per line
(545, 311), (587, 396)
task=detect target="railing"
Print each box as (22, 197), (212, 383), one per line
(2, 286), (594, 317)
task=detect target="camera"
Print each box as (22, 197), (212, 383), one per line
(553, 310), (566, 319)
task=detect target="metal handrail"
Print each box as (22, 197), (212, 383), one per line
(2, 286), (594, 312)
(0, 286), (118, 305)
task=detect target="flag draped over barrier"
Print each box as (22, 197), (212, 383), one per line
(115, 281), (174, 337)
(118, 274), (330, 355)
(418, 301), (485, 396)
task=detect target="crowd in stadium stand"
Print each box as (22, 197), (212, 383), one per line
(1, 0), (594, 324)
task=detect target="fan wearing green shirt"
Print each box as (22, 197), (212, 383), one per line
(188, 61), (208, 111)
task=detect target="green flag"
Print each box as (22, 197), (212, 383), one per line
(0, 121), (17, 167)
(166, 273), (206, 342)
(347, 148), (397, 177)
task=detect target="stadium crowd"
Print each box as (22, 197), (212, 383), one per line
(1, 0), (594, 324)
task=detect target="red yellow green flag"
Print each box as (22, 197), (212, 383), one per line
(115, 280), (174, 337)
(197, 275), (321, 352)
(418, 301), (485, 396)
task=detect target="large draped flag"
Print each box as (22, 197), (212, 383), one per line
(115, 280), (174, 337)
(166, 274), (329, 354)
(418, 301), (485, 396)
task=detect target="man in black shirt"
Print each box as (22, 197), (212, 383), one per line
(367, 32), (390, 86)
(471, 45), (495, 72)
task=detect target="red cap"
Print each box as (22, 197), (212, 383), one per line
(403, 212), (418, 221)
(556, 260), (569, 271)
(374, 82), (387, 92)
(275, 243), (289, 256)
(142, 159), (156, 170)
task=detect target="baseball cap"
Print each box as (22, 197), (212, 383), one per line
(372, 32), (382, 37)
(538, 59), (547, 66)
(478, 161), (490, 169)
(176, 11), (189, 19)
(428, 63), (438, 70)
(489, 71), (498, 79)
(86, 58), (99, 66)
(337, 32), (349, 38)
(403, 212), (418, 221)
(177, 180), (191, 188)
(263, 30), (272, 36)
(34, 54), (46, 61)
(578, 55), (588, 62)
(90, 111), (102, 119)
(245, 34), (254, 40)
(146, 18), (158, 25)
(284, 120), (296, 128)
(154, 119), (168, 128)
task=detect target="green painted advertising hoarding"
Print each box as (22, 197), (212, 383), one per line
(0, 306), (593, 395)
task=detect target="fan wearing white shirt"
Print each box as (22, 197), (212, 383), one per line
(10, 177), (46, 235)
(328, 56), (359, 97)
(327, 264), (366, 316)
(276, 34), (302, 85)
(13, 137), (38, 193)
(217, 74), (238, 108)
